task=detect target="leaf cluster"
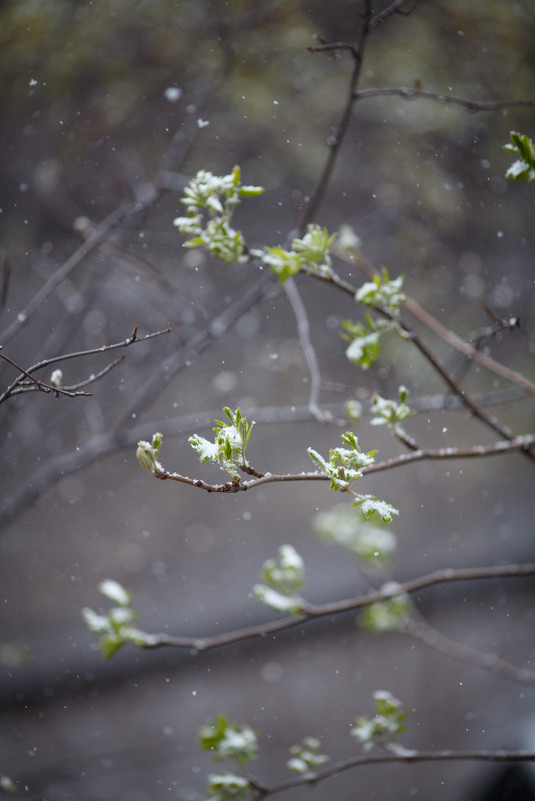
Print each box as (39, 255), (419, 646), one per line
(355, 268), (406, 314)
(199, 715), (258, 801)
(370, 386), (416, 436)
(173, 166), (264, 264)
(81, 580), (148, 660)
(259, 224), (337, 283)
(503, 131), (535, 182)
(350, 691), (408, 753)
(341, 314), (395, 370)
(307, 431), (376, 492)
(189, 407), (254, 480)
(253, 544), (305, 616)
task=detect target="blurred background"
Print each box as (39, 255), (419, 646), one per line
(1, 0), (534, 799)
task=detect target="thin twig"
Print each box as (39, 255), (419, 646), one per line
(299, 2), (371, 229)
(0, 202), (141, 347)
(0, 326), (171, 404)
(353, 86), (535, 111)
(10, 355), (126, 395)
(368, 0), (421, 28)
(400, 612), (535, 686)
(0, 349), (91, 398)
(283, 277), (332, 422)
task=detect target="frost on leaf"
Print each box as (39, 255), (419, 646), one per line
(261, 224), (336, 283)
(370, 386), (415, 433)
(341, 315), (394, 370)
(173, 166), (263, 264)
(352, 494), (399, 523)
(189, 407), (254, 480)
(355, 267), (405, 314)
(253, 544), (305, 615)
(200, 715), (258, 765)
(503, 131), (535, 182)
(98, 579), (131, 606)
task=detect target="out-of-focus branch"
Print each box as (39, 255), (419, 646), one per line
(126, 386), (528, 443)
(354, 86), (535, 111)
(299, 2), (372, 230)
(368, 0), (424, 28)
(332, 245), (535, 398)
(400, 612), (535, 686)
(283, 277), (333, 422)
(0, 202), (141, 348)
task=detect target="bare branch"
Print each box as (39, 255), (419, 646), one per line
(283, 277), (333, 422)
(0, 202), (141, 347)
(0, 326), (171, 405)
(11, 355), (126, 395)
(1, 254), (11, 309)
(401, 612), (535, 686)
(368, 0), (423, 29)
(299, 3), (371, 229)
(353, 85), (535, 111)
(0, 348), (91, 399)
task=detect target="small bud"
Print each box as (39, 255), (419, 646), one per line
(50, 369), (63, 388)
(136, 440), (157, 474)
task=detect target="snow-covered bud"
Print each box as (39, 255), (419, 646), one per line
(136, 440), (157, 474)
(50, 369), (63, 388)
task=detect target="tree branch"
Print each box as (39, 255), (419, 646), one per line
(353, 86), (535, 111)
(151, 431), (535, 492)
(283, 277), (333, 422)
(0, 326), (171, 404)
(400, 611), (535, 686)
(253, 749), (535, 797)
(142, 562), (535, 654)
(298, 2), (371, 229)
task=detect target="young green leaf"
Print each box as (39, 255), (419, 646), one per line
(503, 131), (535, 182)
